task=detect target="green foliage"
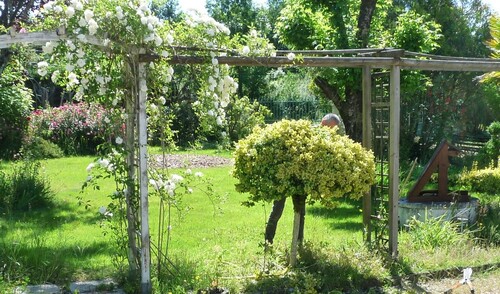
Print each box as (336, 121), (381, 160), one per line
(233, 119), (375, 206)
(0, 161), (54, 213)
(483, 121), (500, 166)
(0, 46), (34, 159)
(389, 11), (441, 52)
(264, 68), (317, 101)
(20, 137), (64, 160)
(400, 215), (471, 250)
(483, 15), (500, 81)
(207, 0), (257, 36)
(243, 242), (389, 293)
(226, 96), (270, 143)
(459, 162), (500, 195)
(481, 83), (500, 121)
(276, 0), (333, 50)
(475, 199), (500, 245)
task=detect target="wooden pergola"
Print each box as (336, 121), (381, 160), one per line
(3, 30), (500, 290)
(155, 48), (500, 257)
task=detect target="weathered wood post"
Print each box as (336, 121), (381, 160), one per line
(362, 65), (372, 242)
(389, 65), (400, 258)
(138, 60), (151, 293)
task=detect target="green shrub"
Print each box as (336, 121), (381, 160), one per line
(475, 199), (500, 245)
(226, 96), (271, 143)
(459, 163), (500, 195)
(20, 137), (64, 160)
(0, 161), (54, 213)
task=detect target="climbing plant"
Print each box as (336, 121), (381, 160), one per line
(32, 0), (275, 287)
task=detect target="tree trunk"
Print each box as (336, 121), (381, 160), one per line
(314, 75), (363, 142)
(289, 209), (301, 267)
(289, 195), (306, 267)
(314, 0), (377, 142)
(356, 0), (378, 48)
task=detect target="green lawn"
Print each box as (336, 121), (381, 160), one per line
(1, 152), (499, 293)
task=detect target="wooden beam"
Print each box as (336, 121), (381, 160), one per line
(0, 30), (64, 48)
(148, 55), (500, 72)
(389, 65), (401, 258)
(362, 66), (372, 243)
(398, 58), (500, 72)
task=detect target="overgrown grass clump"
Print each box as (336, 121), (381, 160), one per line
(0, 160), (54, 213)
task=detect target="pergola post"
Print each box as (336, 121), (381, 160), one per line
(138, 61), (151, 293)
(362, 65), (372, 242)
(388, 65), (401, 257)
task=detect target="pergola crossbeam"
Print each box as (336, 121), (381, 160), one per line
(152, 55), (500, 72)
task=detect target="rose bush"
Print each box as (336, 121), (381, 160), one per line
(26, 102), (124, 155)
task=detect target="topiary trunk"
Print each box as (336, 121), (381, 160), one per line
(290, 195), (306, 267)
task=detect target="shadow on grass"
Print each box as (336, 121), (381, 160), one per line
(241, 242), (385, 293)
(0, 238), (114, 285)
(0, 201), (115, 286)
(307, 198), (363, 232)
(0, 200), (102, 239)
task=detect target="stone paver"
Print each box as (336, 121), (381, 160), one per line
(14, 279), (124, 294)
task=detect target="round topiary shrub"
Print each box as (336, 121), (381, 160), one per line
(232, 119), (376, 265)
(233, 119), (375, 206)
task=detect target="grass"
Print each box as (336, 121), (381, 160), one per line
(1, 150), (499, 293)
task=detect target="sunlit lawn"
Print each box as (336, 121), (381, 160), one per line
(0, 152), (365, 286)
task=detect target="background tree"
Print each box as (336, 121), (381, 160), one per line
(233, 119), (375, 266)
(207, 0), (270, 101)
(481, 15), (500, 122)
(276, 0), (384, 142)
(275, 0), (494, 163)
(151, 0), (181, 22)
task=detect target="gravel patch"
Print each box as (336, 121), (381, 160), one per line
(149, 154), (233, 169)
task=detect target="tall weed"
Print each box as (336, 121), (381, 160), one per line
(400, 214), (472, 250)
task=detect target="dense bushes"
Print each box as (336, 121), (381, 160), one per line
(26, 102), (124, 156)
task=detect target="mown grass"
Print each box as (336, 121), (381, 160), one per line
(1, 150), (499, 293)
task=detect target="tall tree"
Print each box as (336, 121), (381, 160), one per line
(277, 0), (382, 141)
(206, 0), (257, 35)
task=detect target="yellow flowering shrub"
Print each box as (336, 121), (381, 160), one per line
(232, 119), (376, 207)
(460, 162), (500, 195)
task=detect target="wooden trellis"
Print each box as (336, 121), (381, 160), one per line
(3, 29), (500, 289)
